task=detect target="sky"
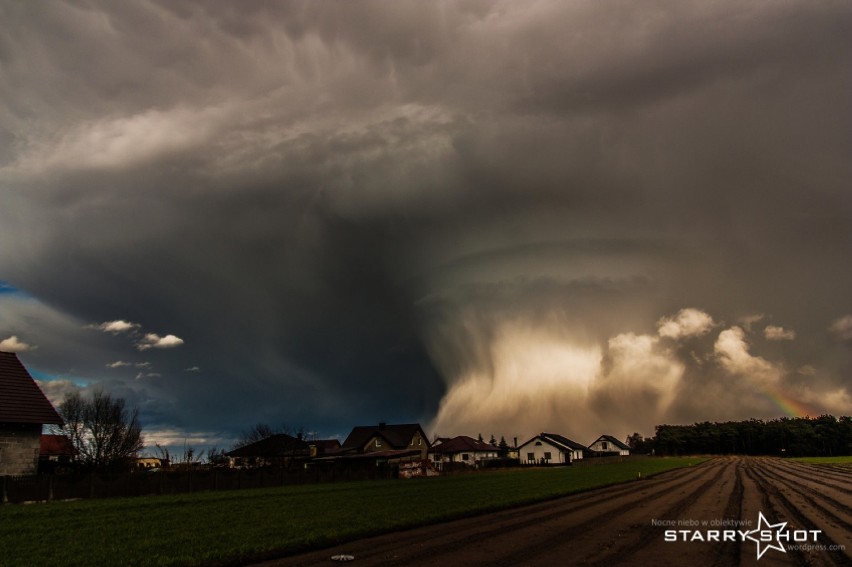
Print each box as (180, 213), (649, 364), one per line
(1, 0), (850, 453)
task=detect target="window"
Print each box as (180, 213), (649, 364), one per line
(527, 452), (535, 462)
(375, 438), (382, 448)
(535, 441), (542, 446)
(602, 442), (608, 451)
(462, 453), (469, 461)
(544, 452), (552, 461)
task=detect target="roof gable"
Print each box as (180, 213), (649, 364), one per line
(341, 423), (427, 451)
(595, 435), (631, 451)
(520, 433), (587, 453)
(0, 352), (63, 425)
(542, 433), (587, 452)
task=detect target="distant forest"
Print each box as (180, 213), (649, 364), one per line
(644, 415), (852, 457)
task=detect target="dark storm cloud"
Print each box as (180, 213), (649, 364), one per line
(1, 1), (850, 447)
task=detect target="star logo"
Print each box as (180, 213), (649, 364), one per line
(745, 511), (788, 560)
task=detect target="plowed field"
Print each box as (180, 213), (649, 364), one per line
(256, 457), (852, 567)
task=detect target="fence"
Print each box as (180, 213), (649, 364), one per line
(0, 464), (396, 504)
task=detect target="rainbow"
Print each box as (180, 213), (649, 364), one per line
(758, 384), (814, 418)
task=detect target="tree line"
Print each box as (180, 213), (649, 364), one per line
(642, 415), (852, 457)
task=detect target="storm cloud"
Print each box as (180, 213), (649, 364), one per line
(1, 0), (850, 449)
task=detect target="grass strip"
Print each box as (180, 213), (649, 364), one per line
(0, 457), (705, 566)
(791, 455), (852, 465)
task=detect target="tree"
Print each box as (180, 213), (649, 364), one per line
(59, 390), (144, 471)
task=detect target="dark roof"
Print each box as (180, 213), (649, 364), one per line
(594, 434), (631, 451)
(0, 352), (63, 425)
(341, 423), (428, 451)
(310, 439), (341, 451)
(40, 434), (75, 456)
(431, 435), (499, 454)
(226, 433), (310, 458)
(519, 432), (587, 452)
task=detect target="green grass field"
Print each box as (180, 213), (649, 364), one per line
(0, 457), (705, 567)
(792, 455), (852, 465)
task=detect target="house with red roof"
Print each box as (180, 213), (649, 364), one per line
(0, 352), (64, 475)
(38, 434), (76, 473)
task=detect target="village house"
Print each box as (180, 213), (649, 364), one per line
(588, 435), (631, 456)
(429, 435), (501, 470)
(225, 433), (339, 468)
(337, 422), (430, 459)
(307, 422), (431, 476)
(0, 351), (64, 475)
(518, 432), (587, 465)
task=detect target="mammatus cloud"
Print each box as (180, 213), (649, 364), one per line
(829, 316), (852, 340)
(136, 334), (184, 351)
(764, 325), (796, 341)
(0, 335), (36, 352)
(657, 308), (715, 339)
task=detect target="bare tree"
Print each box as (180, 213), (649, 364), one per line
(59, 390), (144, 471)
(232, 422), (306, 449)
(232, 422), (276, 449)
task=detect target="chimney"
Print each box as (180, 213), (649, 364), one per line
(378, 422), (387, 430)
(513, 437), (518, 448)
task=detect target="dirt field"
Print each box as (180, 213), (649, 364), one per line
(255, 457), (852, 567)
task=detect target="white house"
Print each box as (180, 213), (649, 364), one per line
(588, 435), (630, 456)
(429, 435), (500, 470)
(518, 433), (586, 465)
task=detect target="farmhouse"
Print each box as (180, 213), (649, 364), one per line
(589, 435), (631, 456)
(0, 351), (64, 475)
(518, 432), (586, 465)
(429, 435), (500, 470)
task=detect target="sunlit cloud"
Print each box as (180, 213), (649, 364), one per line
(657, 308), (714, 340)
(0, 335), (36, 352)
(136, 333), (184, 351)
(714, 326), (779, 385)
(89, 320), (140, 334)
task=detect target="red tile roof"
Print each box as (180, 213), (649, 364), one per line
(0, 351), (63, 425)
(40, 434), (75, 456)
